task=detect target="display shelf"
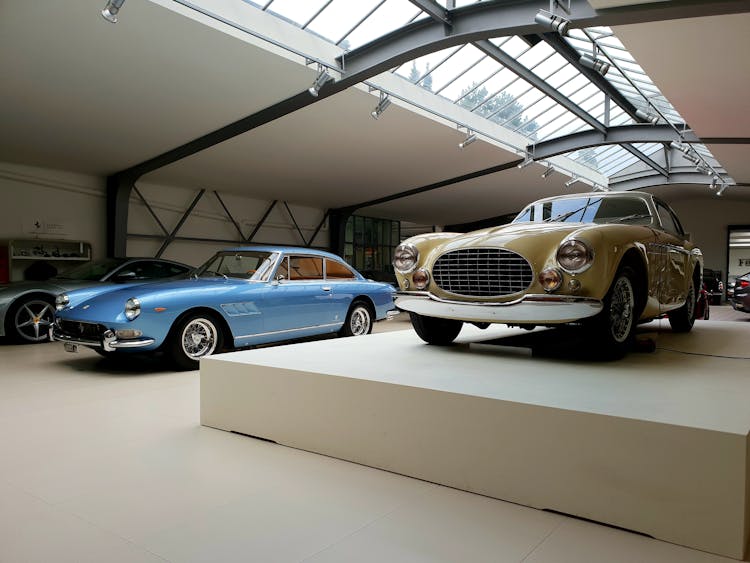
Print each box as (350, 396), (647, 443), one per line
(4, 239), (91, 281)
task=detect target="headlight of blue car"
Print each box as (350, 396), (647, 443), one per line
(557, 239), (593, 274)
(124, 297), (141, 321)
(55, 293), (69, 310)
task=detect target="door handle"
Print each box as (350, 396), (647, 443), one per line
(322, 286), (331, 291)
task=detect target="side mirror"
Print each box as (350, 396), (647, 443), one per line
(114, 270), (137, 282)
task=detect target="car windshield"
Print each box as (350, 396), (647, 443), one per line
(54, 258), (127, 280)
(195, 251), (277, 280)
(513, 196), (653, 225)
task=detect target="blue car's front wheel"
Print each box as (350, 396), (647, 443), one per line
(168, 313), (223, 370)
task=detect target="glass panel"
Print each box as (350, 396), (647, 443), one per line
(305, 0), (381, 45)
(289, 256), (324, 280)
(326, 259), (356, 279)
(342, 0), (422, 50)
(427, 45), (484, 94)
(262, 0), (330, 27)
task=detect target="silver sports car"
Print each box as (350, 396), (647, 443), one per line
(0, 257), (191, 343)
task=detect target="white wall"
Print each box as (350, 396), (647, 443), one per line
(0, 162), (107, 280)
(666, 197), (750, 279)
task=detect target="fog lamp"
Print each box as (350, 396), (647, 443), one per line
(115, 329), (143, 339)
(412, 268), (430, 290)
(539, 268), (563, 292)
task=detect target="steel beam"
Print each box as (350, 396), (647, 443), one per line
(155, 189), (206, 258)
(133, 186), (170, 236)
(620, 144), (668, 177)
(473, 39), (606, 134)
(283, 202), (307, 245)
(609, 172), (726, 192)
(307, 211), (330, 248)
(405, 0), (451, 26)
(529, 125), (700, 160)
(247, 200), (278, 243)
(106, 175), (135, 257)
(213, 191), (245, 240)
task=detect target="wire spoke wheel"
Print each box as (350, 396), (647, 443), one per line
(608, 275), (635, 344)
(180, 318), (218, 359)
(349, 306), (371, 336)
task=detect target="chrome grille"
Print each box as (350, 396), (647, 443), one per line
(432, 248), (533, 297)
(58, 320), (106, 341)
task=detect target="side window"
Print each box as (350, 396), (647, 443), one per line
(289, 256), (323, 281)
(656, 202), (680, 235)
(276, 257), (289, 280)
(116, 261), (165, 280)
(325, 259), (356, 280)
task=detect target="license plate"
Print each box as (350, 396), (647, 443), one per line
(63, 343), (79, 353)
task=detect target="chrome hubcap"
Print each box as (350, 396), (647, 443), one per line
(15, 300), (53, 342)
(350, 307), (371, 336)
(181, 318), (218, 358)
(609, 276), (634, 343)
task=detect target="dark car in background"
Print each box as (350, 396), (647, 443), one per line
(729, 272), (750, 313)
(0, 258), (191, 343)
(702, 268), (724, 305)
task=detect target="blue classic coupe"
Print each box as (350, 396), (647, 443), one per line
(52, 247), (397, 369)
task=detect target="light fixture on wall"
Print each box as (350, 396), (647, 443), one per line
(579, 52), (610, 76)
(458, 132), (477, 149)
(308, 67), (331, 97)
(101, 0), (125, 23)
(541, 164), (555, 178)
(535, 0), (571, 36)
(670, 140), (691, 154)
(635, 109), (659, 125)
(709, 176), (718, 190)
(564, 176), (579, 188)
(370, 93), (392, 119)
(716, 184), (729, 196)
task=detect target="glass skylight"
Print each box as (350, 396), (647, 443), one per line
(237, 0), (722, 181)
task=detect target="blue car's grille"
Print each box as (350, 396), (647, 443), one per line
(432, 248), (533, 297)
(58, 320), (106, 341)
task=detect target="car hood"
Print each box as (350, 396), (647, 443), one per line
(0, 279), (99, 299)
(58, 277), (260, 319)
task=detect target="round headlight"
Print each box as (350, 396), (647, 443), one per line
(539, 268), (563, 292)
(393, 243), (419, 274)
(124, 297), (141, 321)
(557, 239), (593, 274)
(412, 268), (430, 290)
(55, 293), (69, 311)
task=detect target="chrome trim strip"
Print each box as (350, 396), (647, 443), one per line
(234, 321), (342, 341)
(51, 328), (155, 350)
(395, 293), (602, 323)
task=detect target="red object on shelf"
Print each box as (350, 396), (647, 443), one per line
(0, 246), (8, 284)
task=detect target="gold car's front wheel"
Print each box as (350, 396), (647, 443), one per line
(592, 265), (638, 359)
(410, 313), (463, 345)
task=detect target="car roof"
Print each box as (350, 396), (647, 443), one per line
(218, 246), (343, 260)
(527, 191), (653, 206)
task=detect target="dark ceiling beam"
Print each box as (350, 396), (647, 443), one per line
(339, 0), (750, 83)
(529, 125), (700, 160)
(540, 32), (640, 121)
(336, 159), (523, 215)
(620, 144), (668, 177)
(473, 38), (606, 134)
(609, 172), (725, 192)
(405, 0), (451, 26)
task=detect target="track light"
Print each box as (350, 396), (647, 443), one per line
(370, 95), (392, 119)
(670, 141), (691, 154)
(579, 53), (610, 76)
(517, 155), (534, 169)
(458, 132), (477, 149)
(635, 109), (658, 125)
(565, 177), (579, 188)
(716, 184), (729, 196)
(541, 164), (554, 178)
(101, 0), (125, 23)
(682, 152), (701, 165)
(308, 68), (331, 97)
(696, 165), (711, 175)
(534, 10), (570, 36)
(709, 177), (718, 190)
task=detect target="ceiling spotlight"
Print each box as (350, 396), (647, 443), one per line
(370, 95), (392, 119)
(716, 184), (729, 196)
(670, 140), (691, 154)
(101, 0), (125, 23)
(579, 53), (610, 76)
(517, 155), (534, 169)
(308, 68), (331, 97)
(696, 165), (711, 175)
(564, 177), (579, 188)
(458, 132), (477, 149)
(682, 152), (701, 165)
(541, 164), (555, 179)
(635, 109), (658, 125)
(534, 10), (570, 36)
(709, 177), (718, 190)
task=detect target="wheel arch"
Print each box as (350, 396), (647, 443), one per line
(166, 306), (233, 350)
(617, 247), (649, 317)
(350, 295), (375, 316)
(3, 291), (57, 340)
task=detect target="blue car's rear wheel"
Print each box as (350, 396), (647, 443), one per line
(340, 301), (373, 337)
(168, 313), (223, 370)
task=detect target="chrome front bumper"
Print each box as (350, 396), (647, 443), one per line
(51, 327), (155, 351)
(395, 292), (603, 324)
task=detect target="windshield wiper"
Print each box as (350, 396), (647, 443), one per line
(611, 214), (651, 224)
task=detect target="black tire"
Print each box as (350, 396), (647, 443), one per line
(409, 313), (463, 345)
(168, 313), (223, 371)
(590, 265), (639, 359)
(668, 276), (697, 333)
(339, 301), (373, 337)
(5, 296), (55, 343)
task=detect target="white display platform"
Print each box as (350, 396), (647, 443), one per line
(201, 320), (750, 559)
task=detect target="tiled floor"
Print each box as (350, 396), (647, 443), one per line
(0, 310), (746, 562)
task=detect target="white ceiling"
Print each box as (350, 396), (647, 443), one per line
(1, 0), (749, 224)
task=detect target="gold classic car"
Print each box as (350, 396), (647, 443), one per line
(393, 191), (703, 358)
